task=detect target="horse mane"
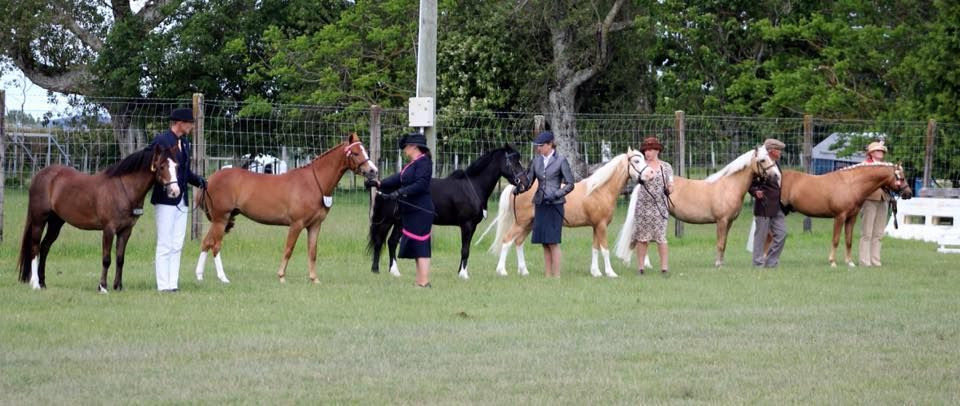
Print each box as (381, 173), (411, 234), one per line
(446, 147), (510, 179)
(836, 161), (896, 172)
(585, 154), (627, 196)
(705, 149), (755, 183)
(104, 149), (156, 178)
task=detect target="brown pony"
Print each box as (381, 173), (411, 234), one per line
(195, 133), (378, 283)
(17, 145), (181, 292)
(484, 149), (646, 278)
(626, 146), (779, 267)
(778, 162), (912, 267)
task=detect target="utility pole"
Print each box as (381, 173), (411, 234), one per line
(414, 0), (438, 175)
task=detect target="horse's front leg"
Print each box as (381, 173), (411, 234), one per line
(715, 220), (729, 268)
(458, 222), (477, 280)
(829, 217), (843, 267)
(594, 224), (617, 278)
(387, 223), (402, 277)
(100, 229), (116, 293)
(306, 223), (322, 284)
(844, 215), (857, 267)
(277, 225), (303, 283)
(113, 227), (133, 291)
(197, 220), (231, 283)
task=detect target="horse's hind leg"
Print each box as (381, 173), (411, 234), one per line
(458, 222), (477, 280)
(37, 215), (65, 289)
(112, 227), (133, 291)
(387, 223), (401, 277)
(369, 221), (391, 274)
(197, 220), (231, 283)
(277, 225), (304, 283)
(593, 224), (617, 278)
(99, 229), (116, 293)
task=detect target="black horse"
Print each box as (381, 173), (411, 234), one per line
(368, 144), (528, 279)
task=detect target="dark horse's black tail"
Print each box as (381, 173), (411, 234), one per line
(17, 210), (36, 283)
(366, 194), (390, 254)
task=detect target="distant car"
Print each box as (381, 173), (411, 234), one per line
(238, 153), (288, 175)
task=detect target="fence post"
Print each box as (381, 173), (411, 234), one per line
(923, 118), (936, 190)
(369, 105), (382, 221)
(674, 110), (685, 238)
(802, 114), (813, 233)
(191, 93), (205, 240)
(0, 90), (5, 242)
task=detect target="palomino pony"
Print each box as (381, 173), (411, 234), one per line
(17, 145), (180, 292)
(778, 162), (913, 267)
(614, 146), (779, 267)
(485, 149), (646, 277)
(195, 133), (378, 283)
(367, 145), (528, 279)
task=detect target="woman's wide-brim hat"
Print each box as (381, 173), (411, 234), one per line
(866, 141), (887, 154)
(169, 108), (194, 123)
(399, 132), (429, 150)
(639, 136), (663, 152)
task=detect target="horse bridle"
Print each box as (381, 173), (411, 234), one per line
(753, 146), (777, 181)
(627, 153), (646, 182)
(344, 141), (374, 176)
(881, 164), (907, 193)
(503, 150), (526, 189)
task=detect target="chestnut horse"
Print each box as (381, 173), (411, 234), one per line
(17, 145), (180, 292)
(778, 162), (912, 267)
(484, 149), (647, 278)
(194, 133), (378, 283)
(613, 146), (780, 267)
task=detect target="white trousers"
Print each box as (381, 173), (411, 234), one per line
(155, 201), (188, 290)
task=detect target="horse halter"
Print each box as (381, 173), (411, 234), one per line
(503, 151), (526, 189)
(151, 153), (179, 194)
(343, 141), (375, 176)
(627, 153), (646, 182)
(753, 147), (776, 180)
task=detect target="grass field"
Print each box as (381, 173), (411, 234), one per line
(1, 189), (958, 404)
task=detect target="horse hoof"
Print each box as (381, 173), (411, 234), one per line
(848, 262), (856, 268)
(519, 268), (529, 276)
(98, 285), (108, 294)
(311, 279), (319, 285)
(496, 269), (507, 277)
(371, 269), (380, 274)
(196, 273), (204, 281)
(458, 271), (469, 280)
(218, 277), (230, 284)
(279, 277), (286, 284)
(590, 270), (602, 278)
(830, 262), (837, 268)
(606, 272), (619, 278)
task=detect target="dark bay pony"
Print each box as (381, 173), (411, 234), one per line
(195, 133), (378, 283)
(17, 145), (180, 292)
(367, 145), (527, 279)
(615, 146), (779, 267)
(776, 162), (912, 267)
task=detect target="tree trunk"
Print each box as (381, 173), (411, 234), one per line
(548, 88), (588, 179)
(108, 105), (139, 157)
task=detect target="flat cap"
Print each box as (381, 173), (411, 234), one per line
(763, 138), (785, 150)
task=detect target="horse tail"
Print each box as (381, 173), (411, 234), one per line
(486, 185), (516, 254)
(366, 194), (389, 254)
(614, 184), (642, 264)
(17, 209), (36, 283)
(195, 187), (212, 221)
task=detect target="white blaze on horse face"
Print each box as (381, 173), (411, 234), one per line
(628, 154), (649, 182)
(166, 158), (181, 198)
(360, 145), (378, 173)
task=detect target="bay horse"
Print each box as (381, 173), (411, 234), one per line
(367, 145), (528, 279)
(17, 145), (181, 292)
(613, 146), (780, 267)
(484, 149), (646, 278)
(194, 133), (378, 283)
(778, 162), (913, 267)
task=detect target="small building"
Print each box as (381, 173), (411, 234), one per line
(812, 133), (870, 175)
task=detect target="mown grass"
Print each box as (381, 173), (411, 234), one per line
(1, 189), (958, 404)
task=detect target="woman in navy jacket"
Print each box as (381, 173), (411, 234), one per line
(366, 133), (434, 287)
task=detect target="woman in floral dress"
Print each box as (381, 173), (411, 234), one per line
(631, 136), (674, 275)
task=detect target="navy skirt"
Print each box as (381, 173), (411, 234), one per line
(532, 203), (564, 245)
(398, 229), (431, 259)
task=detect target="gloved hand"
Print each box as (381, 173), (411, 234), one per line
(544, 191), (557, 201)
(512, 186), (522, 196)
(199, 177), (207, 189)
(663, 187), (670, 196)
(380, 191), (400, 201)
(364, 179), (380, 189)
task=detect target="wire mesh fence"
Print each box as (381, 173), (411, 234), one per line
(4, 95), (959, 207)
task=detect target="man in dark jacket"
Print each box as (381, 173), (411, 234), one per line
(149, 108), (206, 292)
(749, 138), (786, 267)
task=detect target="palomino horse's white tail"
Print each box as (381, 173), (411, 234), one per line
(614, 184), (652, 268)
(484, 185), (517, 254)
